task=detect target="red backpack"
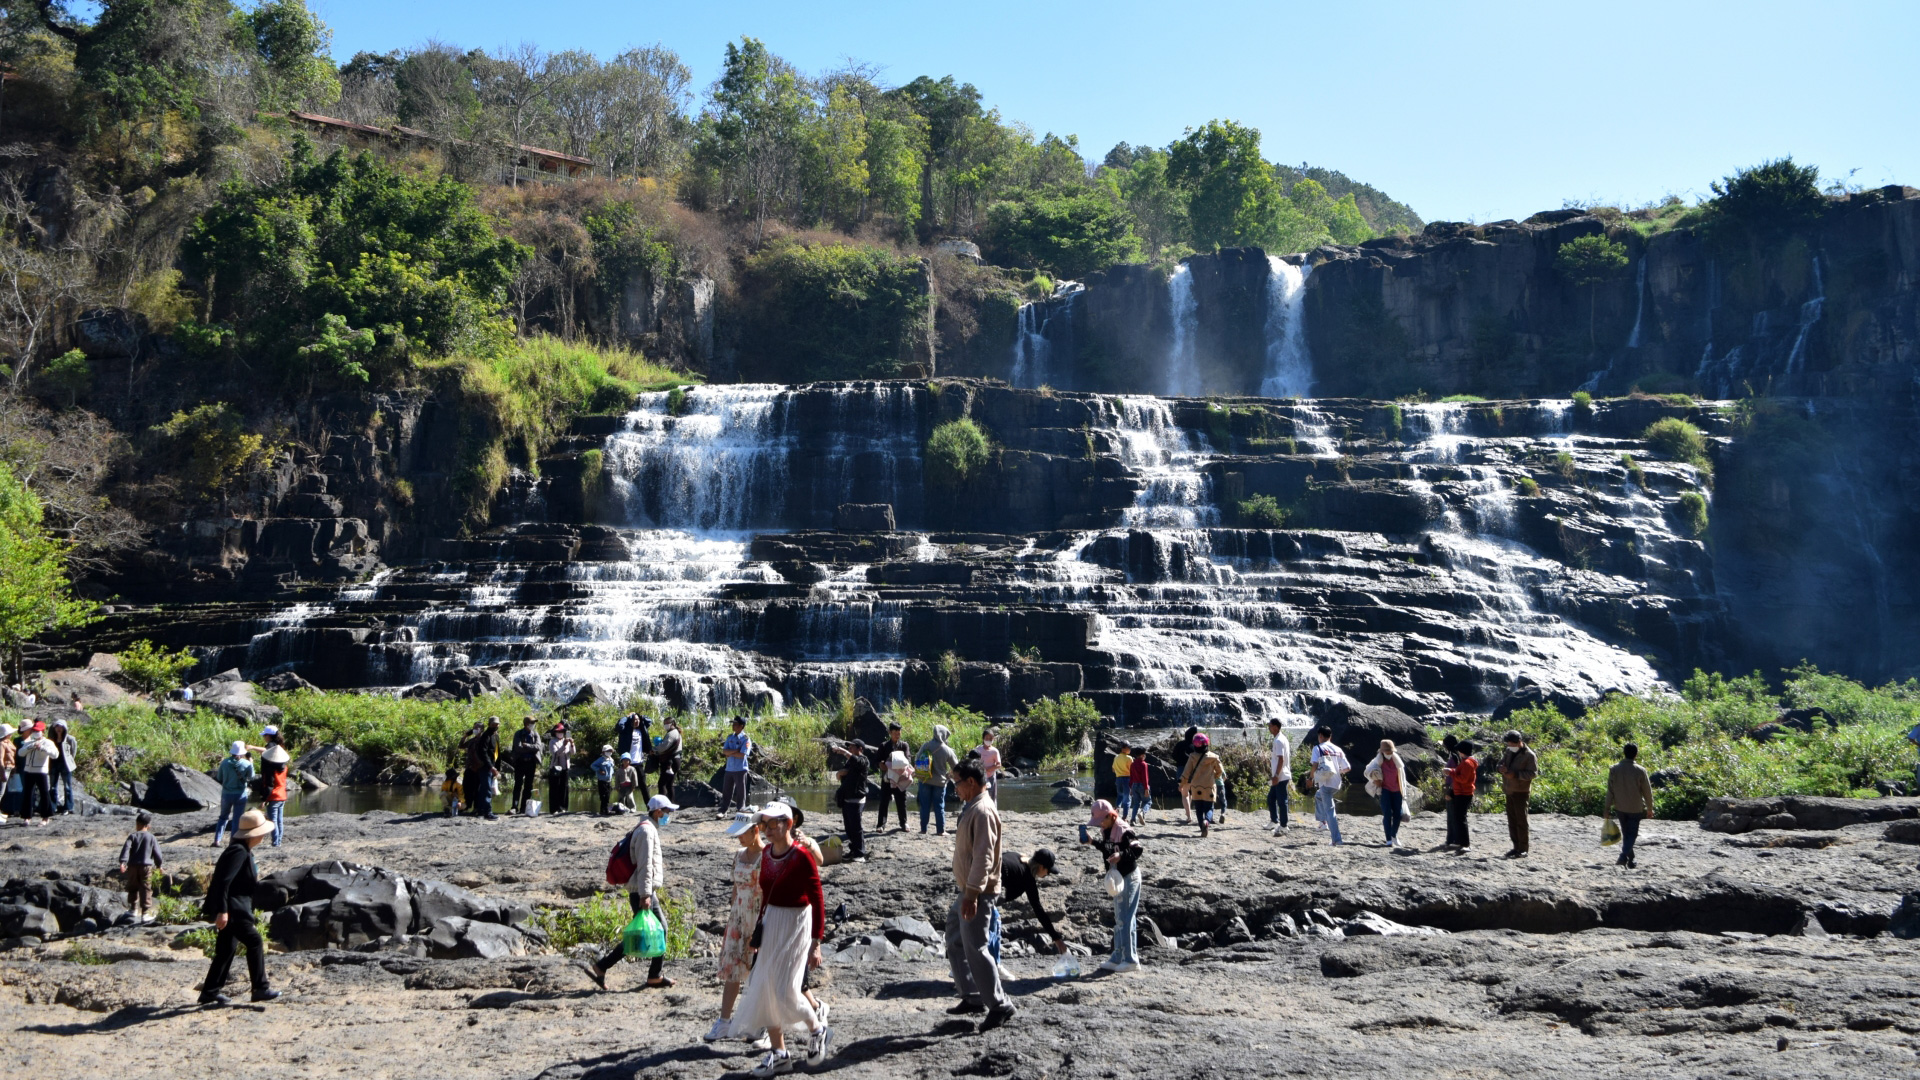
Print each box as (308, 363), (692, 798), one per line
(605, 834), (635, 886)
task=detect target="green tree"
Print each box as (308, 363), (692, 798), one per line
(1554, 233), (1630, 348)
(884, 74), (983, 239)
(734, 240), (931, 382)
(236, 0), (338, 111)
(702, 37), (809, 242)
(181, 138), (528, 388)
(1709, 157), (1826, 241)
(1166, 119), (1290, 251)
(117, 638), (200, 695)
(1102, 146), (1189, 262)
(0, 460), (97, 685)
(983, 187), (1141, 278)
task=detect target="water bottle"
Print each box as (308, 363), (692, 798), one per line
(1052, 953), (1081, 979)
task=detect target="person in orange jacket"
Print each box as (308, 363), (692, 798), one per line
(1441, 735), (1478, 851)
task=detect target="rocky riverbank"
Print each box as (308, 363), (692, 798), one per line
(3, 804), (1918, 1079)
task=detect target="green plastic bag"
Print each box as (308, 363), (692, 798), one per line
(1600, 817), (1622, 847)
(622, 907), (666, 959)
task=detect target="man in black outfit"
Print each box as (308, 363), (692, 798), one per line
(1000, 848), (1066, 955)
(463, 718), (501, 820)
(870, 721), (912, 832)
(199, 809), (279, 1005)
(835, 740), (870, 861)
(510, 715), (542, 814)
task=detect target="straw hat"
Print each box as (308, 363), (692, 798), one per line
(231, 809), (274, 840)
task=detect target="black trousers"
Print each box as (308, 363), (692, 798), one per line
(464, 768), (494, 817)
(547, 771), (569, 812)
(203, 908), (267, 997)
(1617, 811), (1645, 861)
(596, 892), (665, 981)
(658, 769), (676, 801)
(511, 762), (538, 811)
(18, 772), (51, 819)
(1446, 794), (1472, 847)
(875, 786), (908, 830)
(596, 780), (611, 815)
(841, 800), (866, 857)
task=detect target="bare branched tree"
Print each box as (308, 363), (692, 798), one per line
(0, 177), (117, 392)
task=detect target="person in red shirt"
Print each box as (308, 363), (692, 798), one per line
(1127, 747), (1151, 824)
(731, 803), (832, 1075)
(1441, 736), (1478, 851)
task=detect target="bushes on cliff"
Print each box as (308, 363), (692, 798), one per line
(1642, 417), (1711, 473)
(181, 139), (529, 389)
(0, 461), (97, 684)
(982, 188), (1141, 279)
(1707, 157), (1828, 242)
(733, 240), (932, 382)
(925, 418), (991, 488)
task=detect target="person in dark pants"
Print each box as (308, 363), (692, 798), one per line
(1604, 742), (1656, 869)
(585, 794), (679, 989)
(653, 716), (683, 801)
(510, 716), (542, 814)
(591, 744), (616, 815)
(834, 740), (869, 861)
(1000, 848), (1065, 955)
(199, 809), (279, 1005)
(46, 719), (77, 814)
(1266, 720), (1292, 833)
(1442, 738), (1477, 851)
(463, 718), (501, 820)
(546, 721), (575, 814)
(1497, 730), (1538, 858)
(870, 722), (912, 832)
(718, 717), (752, 814)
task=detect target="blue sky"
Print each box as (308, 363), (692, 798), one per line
(308, 0), (1916, 223)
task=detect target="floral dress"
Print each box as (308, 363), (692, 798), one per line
(718, 848), (764, 984)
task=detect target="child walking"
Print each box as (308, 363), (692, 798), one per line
(592, 744), (617, 815)
(118, 811), (163, 922)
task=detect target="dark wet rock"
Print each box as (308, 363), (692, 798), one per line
(561, 682), (610, 710)
(426, 917), (533, 960)
(140, 762), (224, 812)
(260, 671), (319, 693)
(0, 880), (126, 933)
(878, 915), (939, 945)
(410, 878), (532, 932)
(422, 666), (515, 702)
(291, 743), (363, 787)
(0, 904), (58, 938)
(834, 502), (896, 531)
(1700, 795), (1920, 834)
(1884, 819), (1920, 844)
(1891, 894), (1920, 940)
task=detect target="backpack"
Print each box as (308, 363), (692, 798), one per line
(605, 834), (635, 886)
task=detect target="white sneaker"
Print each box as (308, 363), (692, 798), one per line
(813, 1002), (830, 1028)
(1107, 961), (1141, 973)
(805, 1025), (832, 1065)
(703, 1018), (730, 1042)
(748, 1032), (772, 1050)
(750, 1050), (795, 1077)
(1096, 959), (1119, 971)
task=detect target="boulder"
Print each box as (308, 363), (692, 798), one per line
(1213, 916), (1254, 946)
(1341, 910), (1447, 938)
(698, 770), (777, 808)
(427, 917), (533, 960)
(850, 697), (889, 748)
(5, 880), (127, 932)
(267, 900), (332, 951)
(187, 673), (282, 725)
(879, 916), (940, 946)
(1891, 894), (1920, 941)
(1049, 785), (1092, 807)
(562, 682), (611, 711)
(1317, 700), (1430, 768)
(1700, 795), (1920, 834)
(1884, 819), (1920, 844)
(0, 904), (59, 938)
(142, 762), (225, 812)
(1491, 685), (1588, 722)
(671, 779), (721, 809)
(410, 879), (532, 933)
(834, 503), (896, 532)
(260, 671), (319, 694)
(427, 666), (515, 701)
(292, 743), (363, 787)
(254, 862), (413, 949)
(828, 933), (899, 964)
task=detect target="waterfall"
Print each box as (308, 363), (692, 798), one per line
(1009, 301), (1051, 389)
(1403, 402), (1469, 463)
(1163, 263), (1201, 397)
(1259, 256), (1313, 398)
(1114, 396), (1217, 528)
(1625, 257), (1647, 349)
(1785, 255), (1825, 375)
(603, 385), (791, 532)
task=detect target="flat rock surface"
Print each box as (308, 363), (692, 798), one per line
(2, 804), (1917, 1078)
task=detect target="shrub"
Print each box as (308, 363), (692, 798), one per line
(1621, 453), (1647, 490)
(1237, 493), (1290, 528)
(926, 418), (991, 487)
(150, 403), (268, 497)
(983, 188), (1142, 279)
(1570, 390), (1594, 424)
(1514, 476), (1540, 496)
(1708, 157), (1827, 241)
(735, 239), (933, 382)
(1007, 694), (1100, 768)
(1675, 491), (1709, 537)
(1642, 418), (1710, 470)
(177, 926), (219, 958)
(118, 639), (200, 695)
(533, 890), (632, 951)
(1554, 451), (1577, 482)
(1439, 394), (1484, 403)
(39, 349), (91, 406)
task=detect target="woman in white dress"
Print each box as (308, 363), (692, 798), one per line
(732, 803), (832, 1076)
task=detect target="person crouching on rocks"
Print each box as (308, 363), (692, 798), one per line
(1179, 734), (1225, 838)
(731, 802), (833, 1076)
(198, 809), (279, 1005)
(1364, 740), (1410, 848)
(1082, 799), (1145, 972)
(945, 761), (1016, 1030)
(706, 809), (771, 1050)
(585, 793), (679, 990)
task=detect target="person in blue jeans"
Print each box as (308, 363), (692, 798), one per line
(1082, 800), (1143, 972)
(718, 717), (752, 815)
(212, 742), (255, 846)
(47, 720), (78, 814)
(916, 724), (958, 834)
(1308, 727), (1350, 846)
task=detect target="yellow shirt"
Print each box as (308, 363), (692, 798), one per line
(1113, 752), (1134, 778)
(442, 779), (462, 799)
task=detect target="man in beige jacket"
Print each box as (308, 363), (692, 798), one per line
(1603, 743), (1656, 869)
(945, 761), (1014, 1029)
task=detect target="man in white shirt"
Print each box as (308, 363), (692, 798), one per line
(1266, 718), (1293, 835)
(1309, 726), (1350, 846)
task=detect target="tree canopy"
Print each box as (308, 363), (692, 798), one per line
(0, 459), (96, 684)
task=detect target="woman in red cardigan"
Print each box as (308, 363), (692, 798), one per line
(731, 803), (833, 1076)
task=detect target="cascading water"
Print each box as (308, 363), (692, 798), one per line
(1259, 256), (1313, 398)
(1785, 255), (1825, 375)
(1163, 263), (1202, 397)
(1009, 302), (1052, 390)
(1114, 397), (1218, 529)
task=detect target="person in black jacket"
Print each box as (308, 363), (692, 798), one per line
(834, 740), (870, 861)
(509, 716), (542, 815)
(463, 718), (501, 820)
(199, 809), (279, 1005)
(1000, 848), (1065, 955)
(870, 722), (912, 832)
